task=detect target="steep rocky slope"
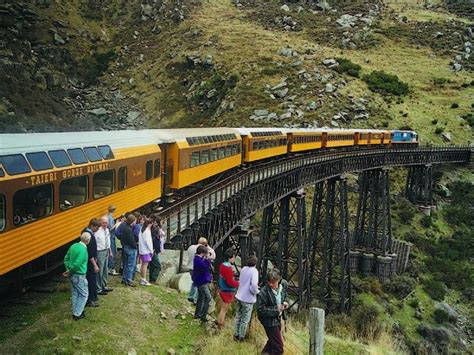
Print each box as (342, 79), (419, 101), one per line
(0, 0), (473, 145)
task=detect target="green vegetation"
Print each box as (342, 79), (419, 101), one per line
(383, 275), (417, 298)
(77, 50), (117, 85)
(423, 279), (447, 301)
(335, 58), (362, 78)
(363, 71), (409, 96)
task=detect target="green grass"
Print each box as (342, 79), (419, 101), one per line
(0, 278), (205, 353)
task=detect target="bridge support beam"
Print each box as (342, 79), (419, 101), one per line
(258, 191), (309, 312)
(307, 177), (351, 314)
(354, 168), (392, 256)
(405, 164), (433, 206)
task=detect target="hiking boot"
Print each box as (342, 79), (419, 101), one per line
(109, 269), (119, 276)
(72, 313), (85, 321)
(98, 290), (108, 295)
(86, 301), (99, 307)
(103, 287), (113, 292)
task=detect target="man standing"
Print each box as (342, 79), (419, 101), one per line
(257, 269), (288, 355)
(121, 214), (138, 287)
(192, 245), (213, 323)
(107, 205), (119, 276)
(63, 232), (91, 320)
(186, 238), (216, 304)
(83, 218), (100, 307)
(95, 216), (113, 295)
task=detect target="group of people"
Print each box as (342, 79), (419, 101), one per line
(63, 205), (165, 320)
(65, 207), (288, 353)
(187, 238), (289, 354)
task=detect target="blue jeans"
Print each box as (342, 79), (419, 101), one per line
(70, 274), (88, 317)
(188, 271), (198, 302)
(195, 284), (211, 320)
(122, 246), (137, 283)
(108, 232), (116, 269)
(234, 300), (254, 339)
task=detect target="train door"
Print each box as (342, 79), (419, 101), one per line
(354, 132), (360, 146)
(322, 132), (328, 149)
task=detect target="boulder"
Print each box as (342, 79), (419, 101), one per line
(280, 4), (290, 12)
(434, 302), (458, 324)
(274, 88), (289, 98)
(322, 58), (337, 67)
(156, 250), (183, 286)
(336, 14), (358, 28)
(278, 47), (297, 57)
(254, 109), (269, 117)
(441, 132), (452, 142)
(87, 107), (108, 116)
(453, 63), (462, 72)
(169, 272), (193, 293)
(325, 83), (335, 93)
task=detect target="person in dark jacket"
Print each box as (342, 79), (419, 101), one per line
(121, 214), (137, 287)
(192, 245), (213, 322)
(83, 218), (100, 307)
(257, 269), (288, 355)
(149, 215), (163, 283)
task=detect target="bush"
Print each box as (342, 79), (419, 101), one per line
(423, 279), (447, 301)
(363, 70), (409, 96)
(351, 303), (383, 340)
(431, 119), (438, 125)
(421, 215), (432, 228)
(398, 203), (416, 224)
(77, 50), (117, 85)
(433, 77), (449, 86)
(434, 127), (444, 134)
(383, 275), (417, 298)
(335, 58), (362, 78)
(462, 113), (474, 127)
(433, 302), (458, 324)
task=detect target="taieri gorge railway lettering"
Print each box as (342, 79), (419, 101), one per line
(2, 126), (467, 288)
(28, 163), (112, 186)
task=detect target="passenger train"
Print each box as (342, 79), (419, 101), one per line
(0, 127), (418, 282)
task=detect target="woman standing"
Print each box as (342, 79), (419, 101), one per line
(234, 255), (259, 341)
(149, 215), (164, 283)
(138, 218), (153, 286)
(217, 248), (240, 329)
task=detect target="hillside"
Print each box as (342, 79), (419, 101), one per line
(0, 0), (473, 145)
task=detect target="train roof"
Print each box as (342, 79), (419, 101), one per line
(235, 127), (287, 135)
(157, 128), (240, 141)
(0, 129), (168, 155)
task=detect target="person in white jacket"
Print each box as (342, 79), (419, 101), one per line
(138, 218), (154, 286)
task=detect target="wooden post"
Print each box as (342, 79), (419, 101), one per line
(309, 307), (325, 355)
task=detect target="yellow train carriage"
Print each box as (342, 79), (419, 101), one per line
(163, 128), (242, 190)
(325, 130), (356, 148)
(0, 130), (163, 276)
(287, 129), (323, 153)
(237, 128), (287, 163)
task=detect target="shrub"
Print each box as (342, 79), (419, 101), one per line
(433, 77), (449, 86)
(409, 298), (420, 308)
(423, 279), (446, 301)
(335, 58), (362, 78)
(431, 119), (438, 125)
(351, 303), (383, 340)
(434, 127), (444, 134)
(421, 215), (432, 228)
(450, 103), (459, 109)
(77, 50), (117, 86)
(433, 302), (458, 324)
(462, 113), (474, 127)
(398, 203), (416, 224)
(383, 275), (417, 298)
(363, 70), (409, 96)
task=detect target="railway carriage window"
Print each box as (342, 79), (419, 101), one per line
(98, 145), (114, 160)
(118, 166), (127, 190)
(84, 147), (102, 162)
(218, 147), (225, 159)
(60, 176), (88, 210)
(146, 160), (153, 180)
(210, 148), (218, 161)
(0, 154), (31, 175)
(231, 145), (238, 155)
(201, 150), (210, 164)
(49, 150), (72, 168)
(67, 149), (87, 164)
(225, 146), (232, 157)
(26, 152), (53, 171)
(13, 184), (53, 225)
(154, 159), (160, 178)
(93, 170), (115, 199)
(190, 152), (200, 167)
(0, 195), (4, 231)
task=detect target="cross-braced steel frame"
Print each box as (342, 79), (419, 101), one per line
(307, 177), (352, 314)
(258, 191), (309, 310)
(405, 164), (433, 205)
(354, 168), (392, 256)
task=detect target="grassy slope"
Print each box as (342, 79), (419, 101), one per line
(0, 278), (205, 353)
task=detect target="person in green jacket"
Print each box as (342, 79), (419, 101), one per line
(64, 232), (91, 320)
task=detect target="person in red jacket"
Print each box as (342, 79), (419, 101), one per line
(217, 248), (240, 329)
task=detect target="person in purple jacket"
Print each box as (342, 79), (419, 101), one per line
(234, 255), (259, 341)
(192, 245), (213, 323)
